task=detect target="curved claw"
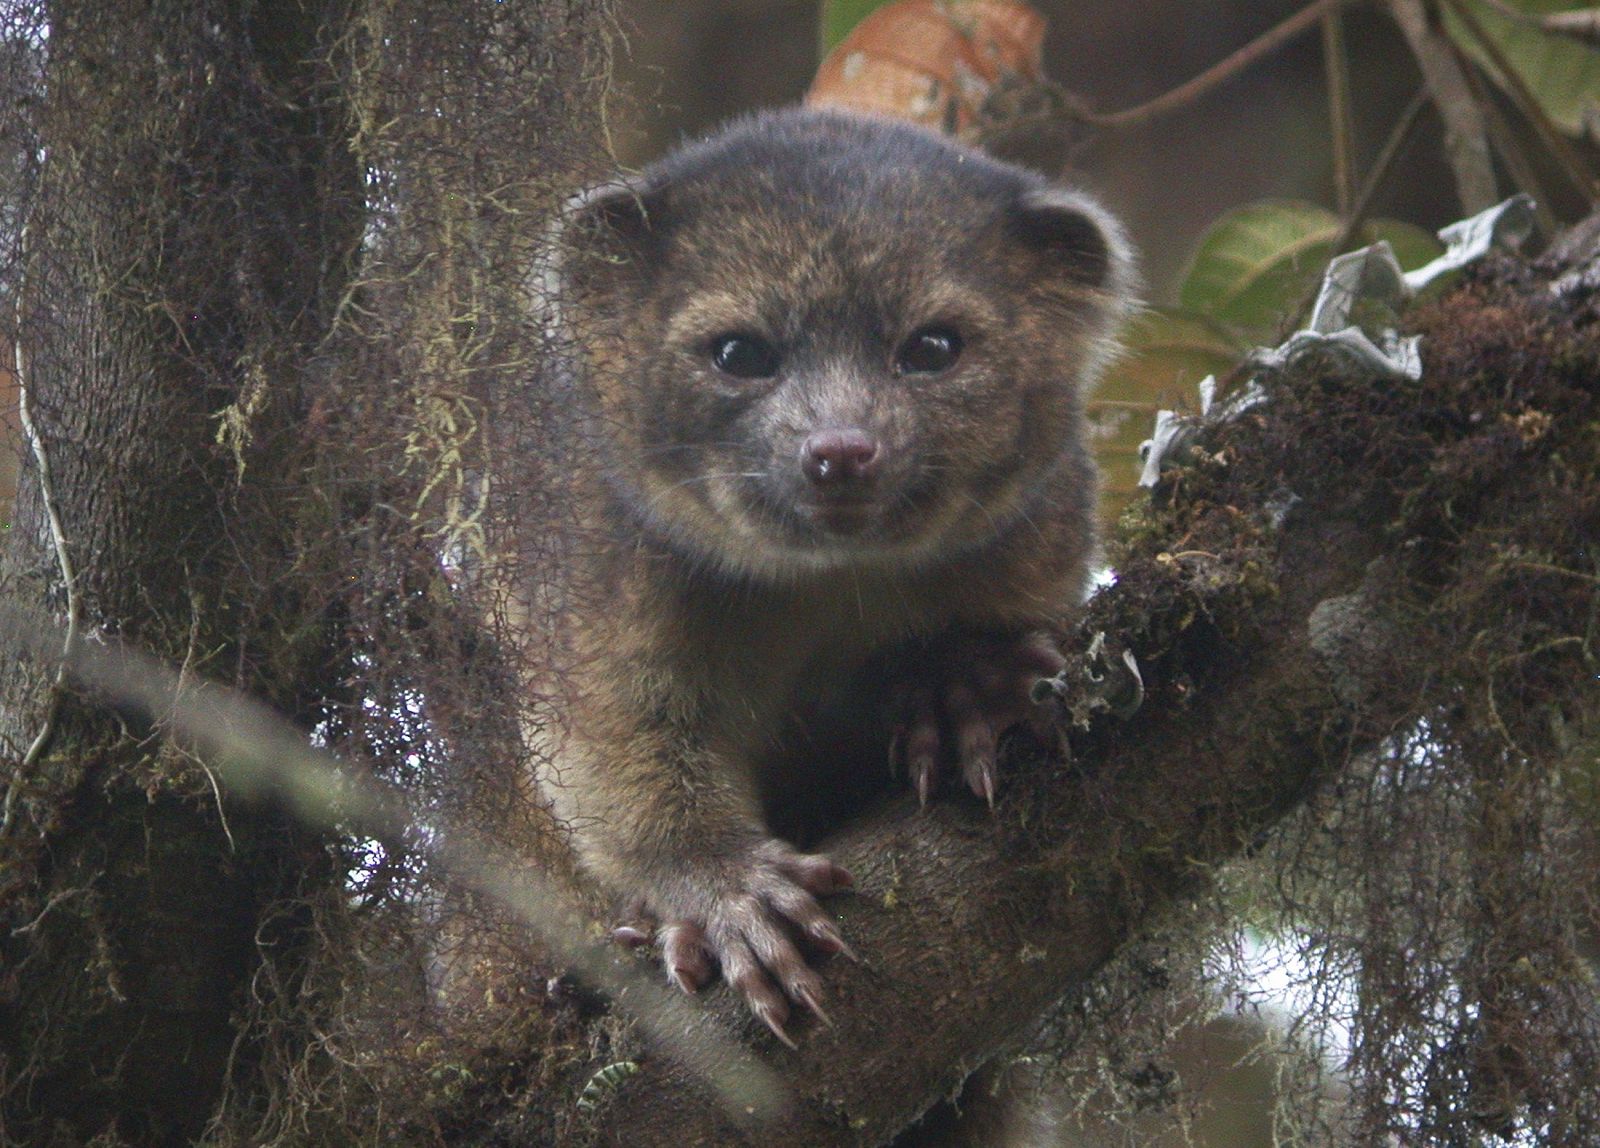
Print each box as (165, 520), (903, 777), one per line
(792, 982), (833, 1029)
(969, 758), (996, 808)
(900, 685), (941, 806)
(661, 921), (713, 993)
(805, 917), (854, 959)
(755, 1001), (799, 1050)
(889, 629), (1065, 808)
(612, 924), (651, 948)
(635, 839), (855, 1045)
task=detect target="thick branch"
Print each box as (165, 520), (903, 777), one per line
(0, 4), (366, 1140)
(590, 578), (1362, 1144)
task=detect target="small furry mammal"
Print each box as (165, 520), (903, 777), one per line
(547, 108), (1133, 1043)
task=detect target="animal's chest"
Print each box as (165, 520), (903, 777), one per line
(702, 584), (936, 840)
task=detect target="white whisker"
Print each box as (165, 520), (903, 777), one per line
(962, 491), (1003, 539)
(672, 471), (767, 489)
(641, 440), (751, 457)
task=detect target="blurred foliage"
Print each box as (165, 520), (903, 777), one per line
(1177, 200), (1441, 337)
(1445, 0), (1600, 137)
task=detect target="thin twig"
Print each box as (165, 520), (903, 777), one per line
(1474, 0), (1600, 44)
(176, 588), (236, 854)
(1293, 85), (1428, 334)
(1084, 0), (1349, 128)
(2, 223), (82, 839)
(0, 598), (791, 1122)
(1510, 561), (1600, 586)
(1458, 48), (1561, 236)
(1542, 9), (1600, 46)
(1323, 9), (1357, 215)
(1326, 86), (1430, 279)
(11, 885), (89, 936)
(1389, 0), (1498, 213)
(1472, 0), (1540, 23)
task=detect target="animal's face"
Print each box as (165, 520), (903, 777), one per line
(560, 112), (1132, 581)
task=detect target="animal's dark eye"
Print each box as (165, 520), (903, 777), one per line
(709, 334), (781, 379)
(895, 326), (963, 375)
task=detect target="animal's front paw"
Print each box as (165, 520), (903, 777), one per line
(615, 839), (854, 1047)
(889, 630), (1065, 806)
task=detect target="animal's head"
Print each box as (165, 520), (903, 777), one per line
(557, 109), (1134, 582)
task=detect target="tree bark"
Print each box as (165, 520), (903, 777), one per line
(0, 3), (364, 1142)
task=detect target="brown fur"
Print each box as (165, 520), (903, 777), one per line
(538, 108), (1134, 1037)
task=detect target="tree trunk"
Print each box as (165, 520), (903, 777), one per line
(0, 3), (364, 1141)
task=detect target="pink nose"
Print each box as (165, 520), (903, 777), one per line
(801, 428), (880, 486)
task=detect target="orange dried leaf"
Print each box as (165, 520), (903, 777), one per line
(806, 1), (1046, 133)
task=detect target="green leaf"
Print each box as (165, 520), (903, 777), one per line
(1443, 0), (1600, 137)
(1367, 218), (1449, 274)
(820, 0), (895, 55)
(1180, 200), (1343, 335)
(1179, 200), (1444, 338)
(1107, 306), (1244, 401)
(1090, 307), (1244, 523)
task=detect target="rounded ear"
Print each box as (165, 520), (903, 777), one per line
(1006, 185), (1134, 297)
(555, 177), (665, 299)
(566, 178), (657, 247)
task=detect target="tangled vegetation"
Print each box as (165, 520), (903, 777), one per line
(0, 2), (1596, 1145)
